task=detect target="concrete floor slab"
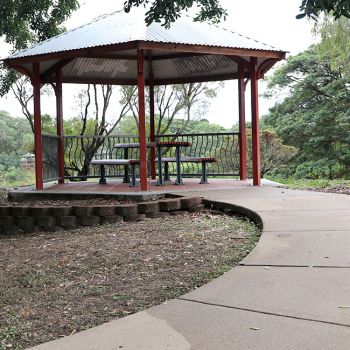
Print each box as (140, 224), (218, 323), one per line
(243, 230), (350, 267)
(149, 300), (350, 350)
(25, 186), (350, 349)
(181, 266), (350, 326)
(261, 211), (350, 232)
(30, 310), (191, 350)
(30, 300), (350, 350)
(191, 187), (350, 212)
(242, 229), (350, 268)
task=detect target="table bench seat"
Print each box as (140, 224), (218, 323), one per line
(90, 159), (140, 186)
(156, 157), (217, 184)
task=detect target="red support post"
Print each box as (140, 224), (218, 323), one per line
(149, 66), (156, 179)
(137, 49), (148, 191)
(250, 57), (261, 186)
(238, 63), (247, 181)
(56, 68), (65, 184)
(32, 62), (43, 190)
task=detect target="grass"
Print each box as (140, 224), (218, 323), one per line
(268, 177), (350, 190)
(0, 312), (24, 350)
(0, 172), (35, 189)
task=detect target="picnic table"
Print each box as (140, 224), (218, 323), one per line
(154, 141), (191, 185)
(114, 141), (191, 185)
(92, 140), (218, 186)
(113, 142), (157, 183)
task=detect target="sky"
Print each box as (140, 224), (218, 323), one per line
(0, 0), (317, 128)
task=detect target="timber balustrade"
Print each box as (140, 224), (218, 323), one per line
(62, 132), (240, 181)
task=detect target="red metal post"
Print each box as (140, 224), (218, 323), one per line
(137, 49), (148, 191)
(56, 67), (65, 184)
(250, 57), (261, 186)
(149, 67), (156, 179)
(238, 63), (247, 181)
(32, 62), (44, 190)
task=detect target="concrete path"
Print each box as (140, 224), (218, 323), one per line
(30, 187), (350, 349)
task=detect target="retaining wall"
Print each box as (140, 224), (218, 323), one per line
(0, 197), (204, 235)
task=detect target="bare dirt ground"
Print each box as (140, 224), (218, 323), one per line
(0, 209), (260, 350)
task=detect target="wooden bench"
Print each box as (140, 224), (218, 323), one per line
(156, 157), (217, 184)
(90, 159), (140, 186)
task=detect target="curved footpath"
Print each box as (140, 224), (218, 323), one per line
(31, 186), (350, 349)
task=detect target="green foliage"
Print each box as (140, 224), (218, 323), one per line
(0, 0), (79, 50)
(298, 0), (350, 20)
(264, 45), (350, 179)
(267, 177), (350, 190)
(259, 130), (298, 177)
(115, 115), (227, 135)
(0, 166), (29, 184)
(294, 159), (341, 179)
(123, 0), (227, 28)
(315, 17), (350, 73)
(0, 0), (79, 96)
(115, 115), (140, 135)
(246, 129), (298, 178)
(0, 155), (20, 170)
(0, 111), (33, 155)
(0, 111), (59, 187)
(42, 114), (57, 134)
(0, 311), (23, 350)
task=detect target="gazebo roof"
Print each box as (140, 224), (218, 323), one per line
(3, 10), (287, 85)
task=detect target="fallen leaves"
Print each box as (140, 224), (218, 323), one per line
(0, 211), (260, 349)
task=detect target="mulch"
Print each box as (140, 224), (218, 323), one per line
(0, 188), (128, 207)
(311, 184), (350, 195)
(0, 210), (260, 350)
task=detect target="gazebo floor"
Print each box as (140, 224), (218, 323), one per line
(8, 178), (282, 202)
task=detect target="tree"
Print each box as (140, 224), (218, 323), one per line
(0, 0), (79, 96)
(11, 78), (34, 132)
(123, 0), (350, 27)
(10, 77), (54, 133)
(314, 17), (350, 73)
(297, 0), (350, 20)
(257, 130), (298, 177)
(64, 84), (134, 178)
(118, 82), (221, 135)
(123, 0), (227, 28)
(0, 111), (33, 156)
(264, 46), (350, 179)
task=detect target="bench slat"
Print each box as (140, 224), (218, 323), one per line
(156, 141), (191, 147)
(113, 142), (156, 149)
(156, 157), (217, 163)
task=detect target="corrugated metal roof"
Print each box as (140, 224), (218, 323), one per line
(6, 9), (284, 60)
(158, 55), (234, 78)
(63, 58), (137, 79)
(57, 55), (237, 83)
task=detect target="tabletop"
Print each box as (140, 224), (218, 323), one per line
(113, 142), (157, 149)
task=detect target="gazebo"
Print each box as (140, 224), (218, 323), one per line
(3, 10), (286, 191)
